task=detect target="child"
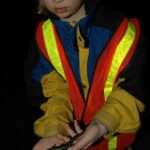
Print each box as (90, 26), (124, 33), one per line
(25, 0), (148, 149)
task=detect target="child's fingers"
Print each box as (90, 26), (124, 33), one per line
(65, 123), (76, 137)
(74, 120), (83, 134)
(56, 133), (70, 143)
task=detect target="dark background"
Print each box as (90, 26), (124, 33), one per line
(4, 0), (150, 149)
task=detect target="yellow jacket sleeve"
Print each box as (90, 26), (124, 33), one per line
(34, 70), (73, 137)
(94, 84), (145, 138)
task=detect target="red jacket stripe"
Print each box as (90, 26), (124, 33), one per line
(84, 18), (129, 125)
(53, 25), (85, 120)
(36, 21), (50, 62)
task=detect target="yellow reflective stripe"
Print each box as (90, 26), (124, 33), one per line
(104, 21), (136, 100)
(42, 19), (66, 79)
(108, 136), (117, 150)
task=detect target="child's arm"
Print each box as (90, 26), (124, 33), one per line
(25, 38), (73, 149)
(34, 70), (73, 137)
(94, 86), (145, 137)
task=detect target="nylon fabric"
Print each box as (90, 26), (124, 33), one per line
(40, 18), (138, 150)
(52, 20), (85, 120)
(108, 136), (117, 150)
(83, 18), (129, 125)
(42, 19), (66, 79)
(104, 21), (136, 100)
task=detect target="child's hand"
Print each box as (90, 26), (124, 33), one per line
(69, 120), (107, 150)
(32, 133), (69, 150)
(32, 120), (83, 150)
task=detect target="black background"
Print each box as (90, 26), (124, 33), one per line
(4, 0), (150, 149)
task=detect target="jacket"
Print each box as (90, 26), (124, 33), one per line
(25, 3), (148, 149)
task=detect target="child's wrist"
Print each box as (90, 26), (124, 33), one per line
(92, 119), (108, 136)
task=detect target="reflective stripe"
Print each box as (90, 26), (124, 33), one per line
(104, 21), (136, 100)
(42, 19), (66, 79)
(108, 136), (117, 150)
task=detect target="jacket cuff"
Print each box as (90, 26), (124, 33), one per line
(43, 123), (68, 137)
(94, 110), (119, 138)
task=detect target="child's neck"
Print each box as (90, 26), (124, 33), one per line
(61, 4), (86, 22)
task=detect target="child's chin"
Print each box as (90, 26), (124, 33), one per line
(56, 12), (73, 19)
(58, 14), (70, 19)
